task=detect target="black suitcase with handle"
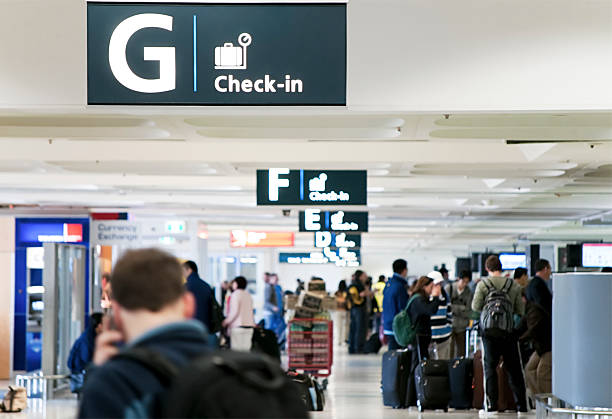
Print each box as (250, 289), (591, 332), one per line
(448, 357), (474, 409)
(381, 349), (412, 408)
(414, 338), (450, 412)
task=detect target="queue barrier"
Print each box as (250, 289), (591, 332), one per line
(15, 372), (70, 400)
(536, 394), (612, 419)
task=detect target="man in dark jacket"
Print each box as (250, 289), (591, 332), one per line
(522, 259), (553, 396)
(79, 249), (209, 418)
(525, 259), (552, 315)
(183, 260), (213, 332)
(518, 300), (552, 395)
(382, 259), (409, 350)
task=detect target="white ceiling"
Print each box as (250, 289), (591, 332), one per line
(1, 111), (611, 253)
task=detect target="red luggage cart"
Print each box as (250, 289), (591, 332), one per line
(288, 318), (333, 378)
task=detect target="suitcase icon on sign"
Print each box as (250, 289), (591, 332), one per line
(214, 33), (252, 70)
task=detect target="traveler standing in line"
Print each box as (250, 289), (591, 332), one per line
(333, 280), (349, 347)
(472, 255), (528, 413)
(182, 260), (213, 332)
(439, 266), (451, 289)
(407, 276), (443, 355)
(518, 297), (552, 396)
(428, 271), (453, 359)
(348, 270), (371, 354)
(513, 267), (529, 289)
(382, 259), (409, 350)
(522, 259), (553, 397)
(525, 259), (552, 316)
(220, 280), (230, 313)
(445, 270), (473, 359)
(406, 275), (443, 405)
(263, 273), (278, 330)
(365, 276), (376, 335)
(373, 275), (386, 336)
(79, 249), (209, 418)
(270, 273), (287, 346)
(222, 276), (255, 332)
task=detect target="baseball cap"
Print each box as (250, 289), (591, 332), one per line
(427, 271), (444, 285)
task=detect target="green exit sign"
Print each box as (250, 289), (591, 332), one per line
(165, 221), (186, 234)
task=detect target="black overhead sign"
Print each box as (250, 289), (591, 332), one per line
(257, 169), (367, 206)
(299, 210), (368, 232)
(314, 232), (361, 249)
(87, 3), (346, 105)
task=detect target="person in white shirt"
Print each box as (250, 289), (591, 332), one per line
(222, 276), (255, 331)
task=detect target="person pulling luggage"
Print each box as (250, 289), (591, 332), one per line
(472, 255), (528, 413)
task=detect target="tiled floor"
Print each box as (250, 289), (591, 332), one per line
(0, 348), (536, 419)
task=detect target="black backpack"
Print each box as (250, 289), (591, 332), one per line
(209, 295), (225, 334)
(115, 348), (309, 418)
(479, 278), (515, 338)
(286, 371), (325, 411)
(250, 327), (281, 362)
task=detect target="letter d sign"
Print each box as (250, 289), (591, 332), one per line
(108, 14), (176, 93)
(315, 232), (332, 247)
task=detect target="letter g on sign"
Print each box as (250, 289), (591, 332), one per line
(108, 13), (176, 93)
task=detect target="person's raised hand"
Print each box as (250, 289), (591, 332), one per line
(93, 316), (124, 366)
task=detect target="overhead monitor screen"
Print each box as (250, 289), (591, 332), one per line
(582, 243), (612, 268)
(500, 253), (527, 270)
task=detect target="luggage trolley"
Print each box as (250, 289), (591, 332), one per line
(288, 318), (333, 382)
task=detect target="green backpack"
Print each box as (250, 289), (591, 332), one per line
(392, 295), (420, 347)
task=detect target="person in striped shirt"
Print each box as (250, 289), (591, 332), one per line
(427, 271), (453, 359)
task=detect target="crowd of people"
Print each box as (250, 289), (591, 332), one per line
(67, 247), (555, 417)
(332, 254), (554, 412)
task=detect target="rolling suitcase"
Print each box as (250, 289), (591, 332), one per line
(472, 349), (485, 409)
(414, 338), (450, 412)
(448, 357), (474, 409)
(364, 334), (382, 354)
(381, 349), (412, 408)
(497, 358), (517, 411)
